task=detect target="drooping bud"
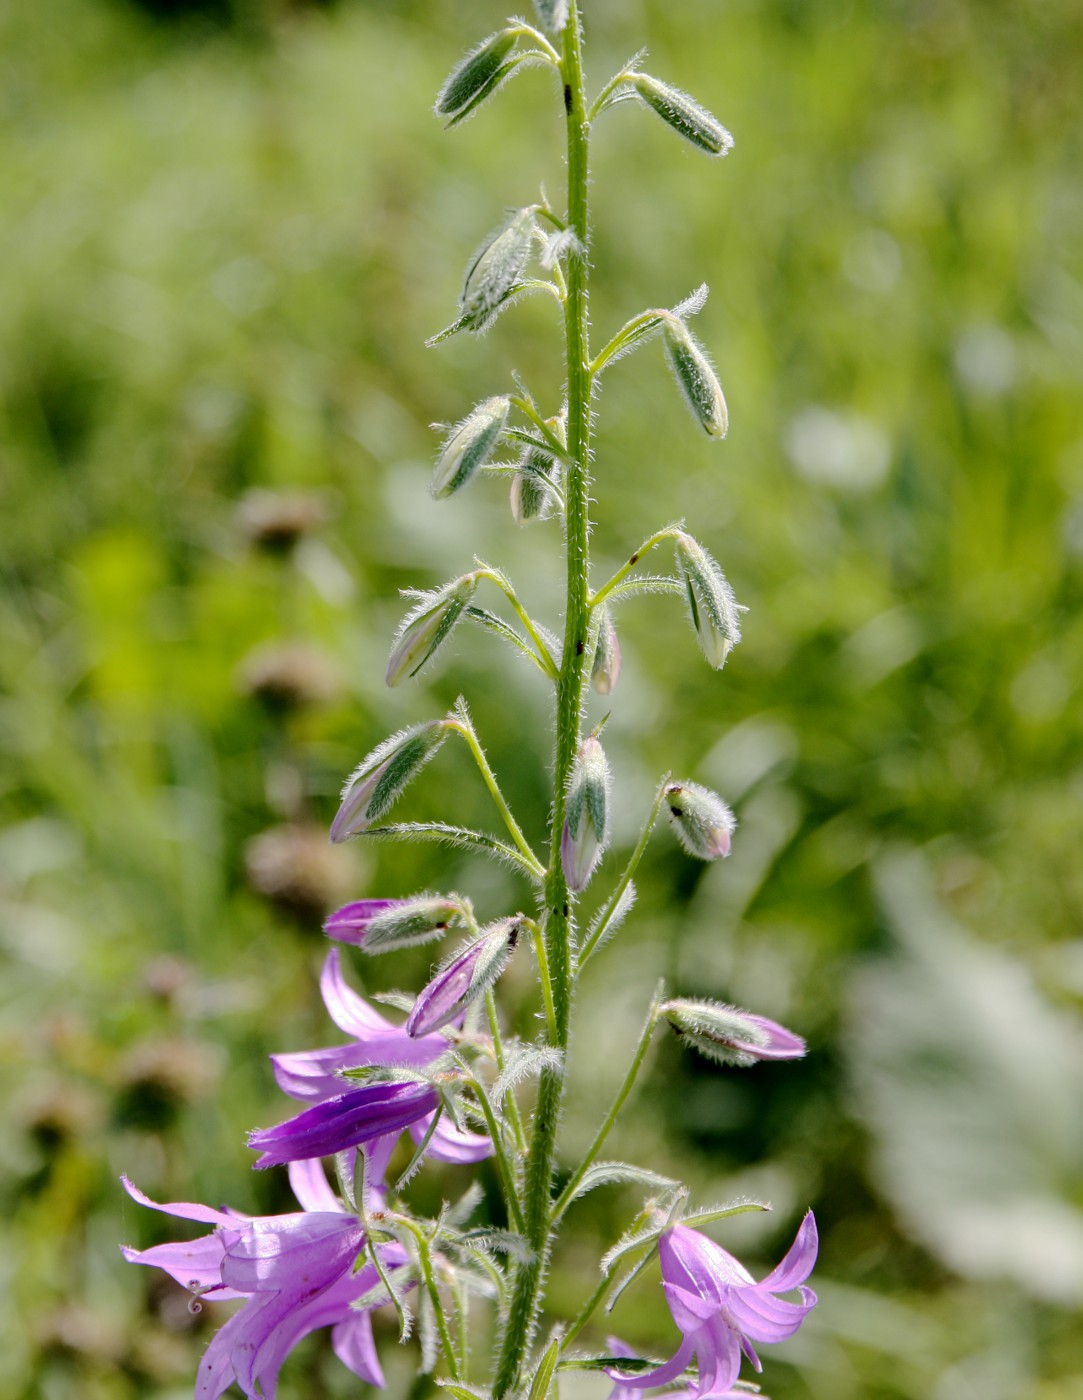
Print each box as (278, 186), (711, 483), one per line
(591, 605), (622, 695)
(386, 574), (478, 687)
(663, 320), (728, 439)
(664, 780), (735, 860)
(330, 721), (448, 842)
(562, 736), (611, 892)
(662, 998), (805, 1067)
(532, 0), (568, 34)
(462, 208), (537, 326)
(629, 74), (734, 157)
(674, 533), (743, 669)
(432, 396), (510, 499)
(324, 894), (471, 953)
(435, 31), (517, 123)
(511, 443), (559, 524)
(406, 918), (521, 1037)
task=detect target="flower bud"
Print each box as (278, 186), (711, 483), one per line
(662, 998), (805, 1067)
(674, 533), (743, 669)
(562, 736), (611, 892)
(663, 320), (728, 439)
(330, 721), (448, 842)
(462, 208), (536, 325)
(324, 894), (470, 953)
(432, 396), (510, 499)
(591, 606), (622, 695)
(511, 444), (558, 524)
(386, 574), (478, 687)
(406, 918), (521, 1037)
(630, 74), (734, 157)
(435, 31), (517, 122)
(664, 780), (735, 860)
(532, 0), (568, 33)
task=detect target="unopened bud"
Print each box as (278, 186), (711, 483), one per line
(511, 443), (559, 524)
(386, 574), (478, 687)
(662, 998), (805, 1067)
(664, 780), (735, 860)
(406, 918), (521, 1037)
(432, 396), (510, 499)
(663, 320), (728, 439)
(462, 208), (536, 324)
(630, 74), (734, 157)
(324, 894), (471, 953)
(562, 736), (611, 892)
(674, 533), (743, 669)
(591, 606), (622, 695)
(532, 0), (568, 34)
(330, 721), (448, 842)
(435, 31), (517, 122)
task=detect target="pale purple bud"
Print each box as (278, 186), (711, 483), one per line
(248, 1080), (439, 1169)
(665, 780), (735, 860)
(461, 208), (536, 325)
(663, 319), (728, 439)
(432, 396), (510, 499)
(386, 574), (478, 687)
(674, 532), (743, 670)
(662, 998), (806, 1068)
(406, 918), (521, 1038)
(324, 894), (470, 953)
(591, 606), (622, 695)
(435, 31), (517, 123)
(532, 0), (568, 34)
(562, 736), (611, 892)
(329, 720), (448, 842)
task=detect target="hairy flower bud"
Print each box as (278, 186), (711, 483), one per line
(511, 443), (559, 524)
(630, 73), (734, 157)
(562, 736), (611, 892)
(590, 605), (622, 695)
(435, 31), (517, 122)
(674, 532), (743, 669)
(406, 918), (521, 1037)
(532, 0), (568, 33)
(663, 320), (728, 439)
(386, 574), (478, 687)
(432, 396), (510, 499)
(462, 207), (536, 324)
(324, 894), (471, 953)
(330, 721), (448, 842)
(662, 998), (806, 1067)
(664, 780), (735, 860)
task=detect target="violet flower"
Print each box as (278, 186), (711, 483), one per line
(606, 1213), (818, 1397)
(405, 918), (519, 1038)
(324, 894), (467, 953)
(248, 1080), (439, 1169)
(120, 1162), (406, 1400)
(662, 998), (806, 1068)
(268, 950), (491, 1173)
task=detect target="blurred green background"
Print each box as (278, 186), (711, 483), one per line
(3, 0), (1082, 1396)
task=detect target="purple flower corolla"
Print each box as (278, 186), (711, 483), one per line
(607, 1213), (817, 1397)
(324, 893), (468, 953)
(662, 998), (806, 1068)
(406, 918), (519, 1038)
(323, 899), (397, 941)
(248, 1080), (439, 1169)
(120, 1162), (406, 1400)
(269, 951), (491, 1171)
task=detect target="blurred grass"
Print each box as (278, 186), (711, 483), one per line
(1, 0), (1082, 1397)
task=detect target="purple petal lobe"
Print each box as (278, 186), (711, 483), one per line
(248, 1082), (440, 1169)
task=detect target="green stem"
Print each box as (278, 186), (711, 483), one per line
(462, 1067), (527, 1236)
(576, 779), (668, 972)
(588, 527), (682, 610)
(446, 708), (546, 876)
(551, 982), (664, 1221)
(486, 988), (527, 1152)
(475, 568), (560, 680)
(491, 5), (593, 1394)
(392, 1216), (461, 1381)
(559, 1205), (654, 1349)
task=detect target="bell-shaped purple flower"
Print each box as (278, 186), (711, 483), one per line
(406, 918), (520, 1038)
(607, 1213), (818, 1397)
(120, 1162), (407, 1400)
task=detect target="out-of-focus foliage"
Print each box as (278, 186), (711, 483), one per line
(2, 0), (1082, 1397)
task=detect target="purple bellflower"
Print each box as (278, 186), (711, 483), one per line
(266, 950), (491, 1175)
(607, 1213), (818, 1398)
(405, 918), (519, 1038)
(120, 1160), (407, 1400)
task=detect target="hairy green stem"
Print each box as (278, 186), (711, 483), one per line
(577, 779), (668, 972)
(491, 5), (593, 1394)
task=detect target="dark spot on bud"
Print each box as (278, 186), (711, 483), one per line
(562, 902), (569, 918)
(629, 552), (639, 565)
(576, 640), (585, 656)
(669, 805), (684, 817)
(563, 84), (572, 113)
(508, 921), (521, 949)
